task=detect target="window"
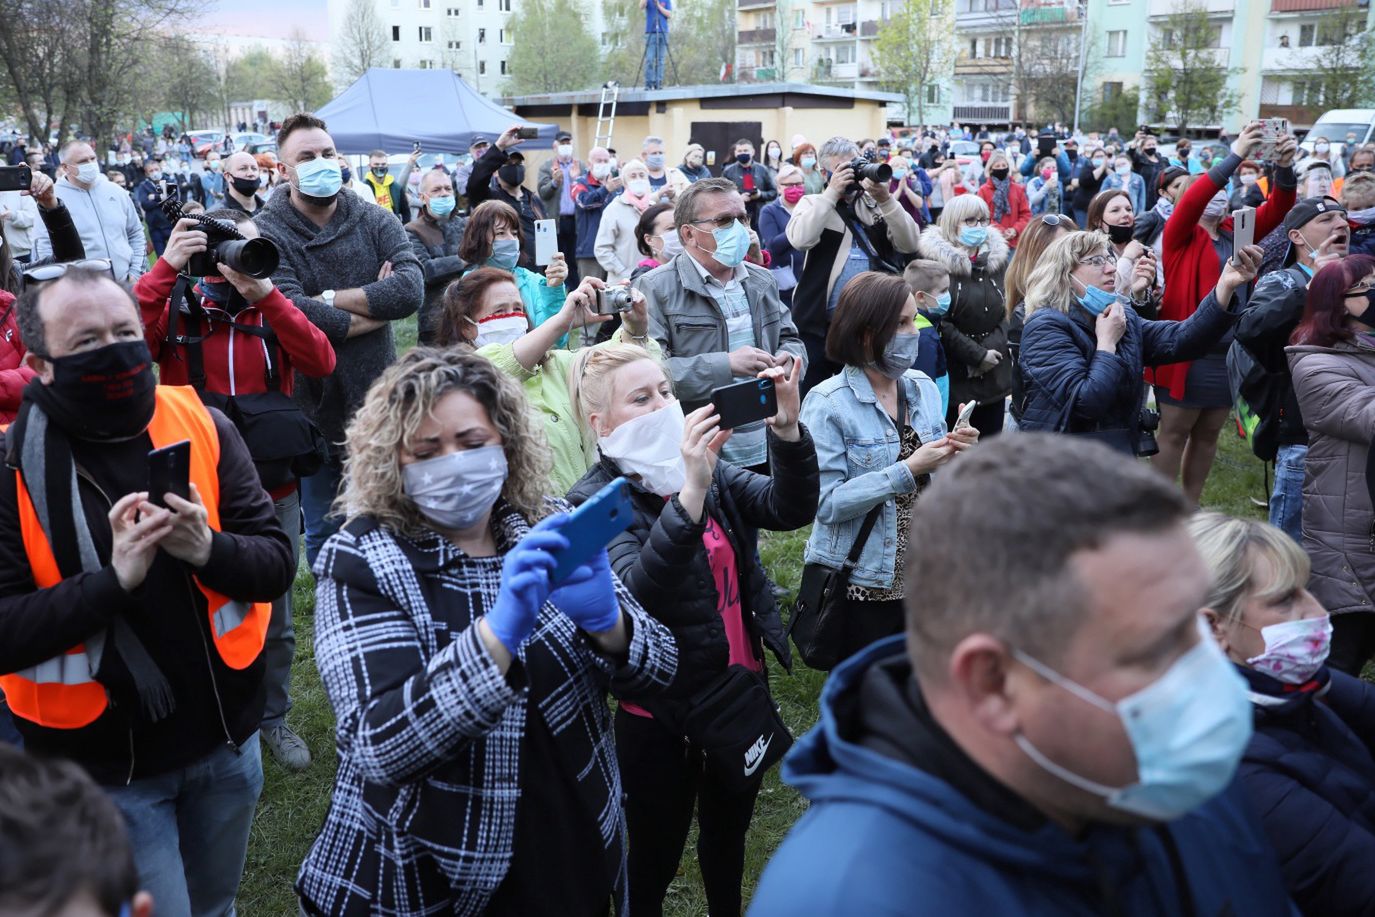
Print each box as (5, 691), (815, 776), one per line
(824, 6), (832, 25)
(393, 58), (403, 67)
(419, 59), (435, 68)
(880, 0), (890, 20)
(1102, 81), (1122, 101)
(448, 39), (462, 49)
(499, 0), (511, 10)
(1299, 23), (1315, 47)
(447, 6), (460, 14)
(838, 5), (856, 24)
(390, 0), (400, 7)
(1106, 30), (1126, 57)
(969, 38), (978, 57)
(762, 48), (775, 67)
(499, 27), (510, 43)
(758, 11), (773, 28)
(794, 9), (804, 28)
(793, 47), (804, 66)
(994, 36), (1011, 57)
(479, 27), (487, 42)
(479, 60), (487, 74)
(500, 60), (508, 74)
(418, 25), (432, 41)
(477, 0), (484, 9)
(1293, 79), (1324, 107)
(836, 44), (855, 64)
(924, 83), (940, 104)
(392, 25), (401, 40)
(418, 0), (431, 7)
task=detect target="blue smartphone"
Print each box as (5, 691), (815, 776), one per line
(551, 477), (633, 582)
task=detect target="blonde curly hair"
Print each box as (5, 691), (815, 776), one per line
(336, 347), (553, 537)
(1023, 230), (1112, 317)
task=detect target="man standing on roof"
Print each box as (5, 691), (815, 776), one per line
(641, 0), (672, 90)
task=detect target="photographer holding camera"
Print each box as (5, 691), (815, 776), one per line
(133, 209), (336, 771)
(786, 136), (921, 396)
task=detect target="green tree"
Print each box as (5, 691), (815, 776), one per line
(599, 0), (645, 86)
(278, 30), (333, 112)
(673, 0), (736, 84)
(155, 37), (222, 132)
(1144, 0), (1239, 134)
(872, 0), (955, 126)
(1083, 84), (1141, 135)
(506, 0), (601, 93)
(1309, 8), (1375, 111)
(226, 47), (282, 103)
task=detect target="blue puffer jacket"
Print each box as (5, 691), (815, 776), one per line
(1018, 290), (1236, 452)
(749, 637), (1298, 917)
(1238, 665), (1375, 916)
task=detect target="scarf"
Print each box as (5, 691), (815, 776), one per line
(9, 388), (175, 722)
(991, 175), (1012, 223)
(624, 189), (653, 213)
(1154, 196), (1175, 220)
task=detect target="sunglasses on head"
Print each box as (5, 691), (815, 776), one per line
(21, 259), (115, 284)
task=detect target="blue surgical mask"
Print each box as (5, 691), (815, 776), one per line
(892, 168), (908, 180)
(148, 170), (163, 182)
(876, 332), (920, 378)
(925, 291), (951, 317)
(645, 153), (665, 169)
(1074, 276), (1119, 316)
(487, 238), (520, 270)
(427, 194), (456, 217)
(959, 226), (988, 248)
(801, 156), (817, 170)
(293, 157), (343, 200)
(1012, 619), (1252, 822)
(705, 219), (750, 268)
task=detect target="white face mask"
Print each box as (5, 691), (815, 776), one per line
(658, 231), (684, 259)
(74, 161), (100, 184)
(592, 162), (612, 179)
(472, 313), (528, 348)
(1245, 614), (1332, 685)
(597, 401), (686, 497)
(403, 445), (508, 531)
(557, 144), (573, 159)
(627, 178), (651, 196)
(1202, 192), (1228, 220)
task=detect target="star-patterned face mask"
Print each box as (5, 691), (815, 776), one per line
(402, 444), (508, 531)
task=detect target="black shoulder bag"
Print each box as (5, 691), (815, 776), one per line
(168, 276), (327, 491)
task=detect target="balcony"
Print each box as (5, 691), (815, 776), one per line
(1259, 102), (1323, 125)
(813, 23), (859, 40)
(813, 59), (859, 80)
(955, 0), (1016, 29)
(1148, 0), (1233, 16)
(1271, 0), (1358, 10)
(952, 102), (1013, 121)
(736, 0), (775, 9)
(1020, 3), (1080, 26)
(1260, 44), (1328, 72)
(954, 51), (1013, 75)
(738, 27), (777, 43)
(860, 19), (879, 36)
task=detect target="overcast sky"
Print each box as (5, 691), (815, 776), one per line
(201, 0), (329, 41)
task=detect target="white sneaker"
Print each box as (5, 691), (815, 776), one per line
(263, 723), (312, 772)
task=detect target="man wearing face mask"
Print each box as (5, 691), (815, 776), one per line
(254, 113), (423, 565)
(636, 178), (805, 474)
(571, 146), (624, 283)
(537, 131), (586, 287)
(30, 141), (145, 283)
(722, 139), (778, 232)
(361, 149), (413, 224)
(749, 433), (1294, 917)
(640, 134), (688, 201)
(1232, 197), (1349, 542)
(200, 150), (226, 207)
(787, 136), (921, 396)
(466, 125), (547, 270)
(0, 267), (296, 914)
(133, 157), (174, 257)
(222, 151), (266, 215)
(406, 169), (469, 344)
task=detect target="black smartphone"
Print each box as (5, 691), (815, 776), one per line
(516, 126), (540, 140)
(0, 164), (31, 193)
(550, 477), (633, 583)
(711, 377), (777, 430)
(147, 440), (191, 509)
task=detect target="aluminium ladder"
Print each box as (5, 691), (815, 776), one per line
(594, 82), (619, 151)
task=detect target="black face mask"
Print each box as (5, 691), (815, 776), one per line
(990, 167), (1009, 181)
(230, 175), (260, 196)
(35, 340), (157, 441)
(1351, 289), (1375, 325)
(371, 166), (388, 178)
(499, 164), (525, 187)
(1107, 222), (1134, 245)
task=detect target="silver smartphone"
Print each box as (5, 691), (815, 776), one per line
(955, 399), (978, 430)
(1260, 118), (1289, 161)
(534, 218), (557, 267)
(1232, 207), (1255, 265)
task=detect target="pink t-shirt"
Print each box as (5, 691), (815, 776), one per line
(622, 514), (760, 718)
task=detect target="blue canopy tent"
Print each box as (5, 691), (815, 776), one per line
(313, 69), (559, 154)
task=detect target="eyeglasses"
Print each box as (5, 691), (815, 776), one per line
(689, 214), (746, 229)
(1348, 282), (1372, 295)
(1078, 253), (1117, 269)
(961, 218), (991, 228)
(1040, 214), (1067, 227)
(21, 259), (115, 284)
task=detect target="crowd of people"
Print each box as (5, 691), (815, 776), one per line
(2, 107), (1375, 917)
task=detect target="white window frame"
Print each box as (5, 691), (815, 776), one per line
(1106, 30), (1126, 57)
(418, 25), (433, 42)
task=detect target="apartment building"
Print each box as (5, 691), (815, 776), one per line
(326, 0), (605, 97)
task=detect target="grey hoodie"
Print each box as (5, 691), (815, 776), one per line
(254, 184), (423, 450)
(31, 174), (146, 281)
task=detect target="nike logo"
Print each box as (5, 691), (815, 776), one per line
(743, 733), (774, 776)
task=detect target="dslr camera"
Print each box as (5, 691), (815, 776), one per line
(594, 285), (634, 314)
(1136, 409), (1161, 457)
(159, 198), (279, 279)
(845, 150), (892, 188)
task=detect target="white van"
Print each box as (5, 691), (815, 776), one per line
(1300, 109), (1375, 158)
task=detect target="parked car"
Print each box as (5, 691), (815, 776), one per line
(243, 140), (278, 156)
(231, 132), (271, 151)
(1300, 109), (1375, 158)
(187, 130), (225, 158)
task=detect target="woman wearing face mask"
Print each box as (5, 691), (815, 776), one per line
(1087, 189), (1160, 320)
(976, 151), (1030, 247)
(917, 194), (1012, 435)
(1026, 156), (1062, 217)
(762, 140), (784, 175)
(1191, 511), (1375, 917)
(1070, 146), (1110, 228)
(1102, 155), (1146, 216)
(1003, 213), (1074, 427)
(436, 268), (657, 492)
(886, 155), (933, 229)
(1153, 122), (1298, 505)
(793, 142), (825, 195)
(594, 159), (656, 283)
(457, 200), (569, 340)
(800, 272), (977, 663)
(1018, 230), (1262, 454)
(1285, 256), (1375, 674)
(297, 348), (676, 916)
(1305, 135), (1346, 179)
(758, 165), (807, 306)
(567, 344), (817, 917)
(679, 143), (712, 183)
(1228, 159), (1265, 212)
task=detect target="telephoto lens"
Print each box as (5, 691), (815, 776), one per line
(215, 238), (280, 279)
(848, 157), (892, 184)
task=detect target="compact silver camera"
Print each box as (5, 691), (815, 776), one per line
(595, 286), (634, 314)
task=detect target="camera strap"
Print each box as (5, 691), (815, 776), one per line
(168, 275), (283, 392)
(836, 199), (899, 274)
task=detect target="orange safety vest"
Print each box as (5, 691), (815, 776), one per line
(0, 386), (270, 729)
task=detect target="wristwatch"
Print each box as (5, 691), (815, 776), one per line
(322, 289), (336, 308)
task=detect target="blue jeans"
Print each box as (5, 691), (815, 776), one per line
(300, 460), (342, 569)
(107, 735), (263, 917)
(1270, 443), (1307, 543)
(262, 490), (301, 728)
(645, 31), (668, 88)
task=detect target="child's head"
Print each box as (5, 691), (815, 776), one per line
(0, 745), (152, 917)
(1342, 171), (1375, 214)
(904, 258), (951, 314)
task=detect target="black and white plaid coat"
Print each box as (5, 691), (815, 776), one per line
(296, 499), (678, 916)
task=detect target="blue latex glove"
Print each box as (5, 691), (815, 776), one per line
(485, 515), (570, 653)
(550, 548), (621, 634)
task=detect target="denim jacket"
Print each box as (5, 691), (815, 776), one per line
(799, 365), (947, 589)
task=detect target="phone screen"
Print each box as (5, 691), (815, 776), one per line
(711, 378), (777, 430)
(147, 440), (192, 509)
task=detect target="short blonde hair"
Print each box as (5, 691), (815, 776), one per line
(568, 343), (669, 442)
(1342, 171), (1375, 210)
(1188, 511), (1311, 627)
(984, 151), (1011, 180)
(1024, 230), (1111, 317)
(337, 348), (552, 537)
(937, 194), (991, 244)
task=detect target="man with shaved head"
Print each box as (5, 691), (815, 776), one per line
(405, 167), (467, 343)
(223, 151), (265, 214)
(31, 141), (146, 281)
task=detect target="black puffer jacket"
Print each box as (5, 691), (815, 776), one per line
(917, 225), (1013, 406)
(566, 427), (819, 701)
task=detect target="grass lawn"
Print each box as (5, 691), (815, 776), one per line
(239, 315), (1274, 913)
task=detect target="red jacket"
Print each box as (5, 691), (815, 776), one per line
(977, 180), (1031, 244)
(1151, 163), (1296, 399)
(0, 290), (35, 424)
(136, 258), (336, 395)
